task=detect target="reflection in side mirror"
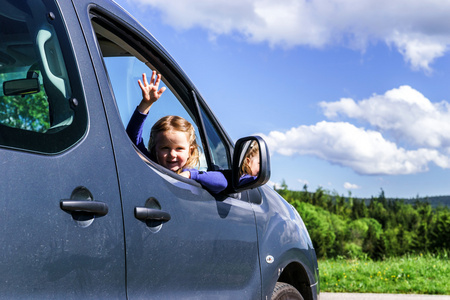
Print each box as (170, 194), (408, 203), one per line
(232, 136), (271, 192)
(3, 78), (40, 96)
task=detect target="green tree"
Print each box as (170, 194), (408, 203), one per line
(430, 208), (450, 250)
(296, 202), (341, 258)
(275, 183), (450, 258)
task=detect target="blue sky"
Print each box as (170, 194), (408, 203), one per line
(115, 0), (450, 198)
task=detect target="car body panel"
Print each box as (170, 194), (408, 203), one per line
(0, 0), (319, 298)
(255, 185), (319, 299)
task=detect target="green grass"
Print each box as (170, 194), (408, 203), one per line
(319, 253), (450, 295)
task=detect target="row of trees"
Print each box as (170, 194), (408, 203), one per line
(276, 182), (450, 260)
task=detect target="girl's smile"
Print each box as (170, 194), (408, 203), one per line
(155, 130), (192, 172)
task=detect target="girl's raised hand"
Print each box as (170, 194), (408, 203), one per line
(137, 71), (166, 114)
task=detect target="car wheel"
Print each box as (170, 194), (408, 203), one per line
(271, 282), (304, 300)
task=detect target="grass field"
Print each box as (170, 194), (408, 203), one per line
(319, 253), (450, 295)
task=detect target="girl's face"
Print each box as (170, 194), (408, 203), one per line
(155, 130), (192, 172)
(247, 155), (260, 177)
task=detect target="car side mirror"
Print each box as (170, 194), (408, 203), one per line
(3, 78), (40, 96)
(232, 136), (271, 192)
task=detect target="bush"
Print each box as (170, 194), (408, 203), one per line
(278, 184), (450, 259)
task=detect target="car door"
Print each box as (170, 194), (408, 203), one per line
(71, 1), (262, 298)
(0, 0), (125, 298)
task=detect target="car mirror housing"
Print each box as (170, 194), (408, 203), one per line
(232, 136), (271, 192)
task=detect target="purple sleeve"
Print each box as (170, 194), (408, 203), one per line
(126, 107), (151, 158)
(239, 174), (257, 185)
(188, 169), (228, 194)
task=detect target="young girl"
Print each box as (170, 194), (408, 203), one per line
(126, 71), (227, 194)
(239, 140), (260, 185)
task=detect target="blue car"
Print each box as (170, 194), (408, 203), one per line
(0, 0), (319, 299)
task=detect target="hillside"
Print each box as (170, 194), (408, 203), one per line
(275, 184), (450, 259)
(405, 195), (450, 207)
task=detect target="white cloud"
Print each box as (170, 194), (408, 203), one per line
(320, 85), (450, 149)
(260, 120), (450, 175)
(344, 182), (360, 190)
(387, 32), (447, 74)
(260, 85), (450, 176)
(127, 0), (450, 72)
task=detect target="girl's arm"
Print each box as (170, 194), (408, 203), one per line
(126, 71), (166, 158)
(186, 169), (228, 194)
(126, 108), (151, 158)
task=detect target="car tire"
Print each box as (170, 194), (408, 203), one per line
(271, 282), (304, 300)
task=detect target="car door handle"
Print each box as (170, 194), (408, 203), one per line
(60, 200), (109, 216)
(134, 207), (171, 222)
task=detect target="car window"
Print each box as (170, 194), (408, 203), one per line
(90, 16), (233, 171)
(199, 105), (230, 169)
(0, 0), (87, 153)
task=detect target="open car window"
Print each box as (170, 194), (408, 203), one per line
(91, 15), (232, 171)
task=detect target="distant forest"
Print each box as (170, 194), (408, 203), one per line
(275, 181), (450, 260)
(403, 195), (450, 208)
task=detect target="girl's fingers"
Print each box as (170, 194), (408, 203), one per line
(150, 70), (157, 85)
(158, 87), (166, 96)
(142, 73), (148, 87)
(155, 74), (161, 87)
(143, 71), (162, 87)
(139, 71), (165, 100)
(138, 80), (144, 91)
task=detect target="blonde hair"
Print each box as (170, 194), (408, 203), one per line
(148, 115), (200, 173)
(240, 140), (259, 177)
